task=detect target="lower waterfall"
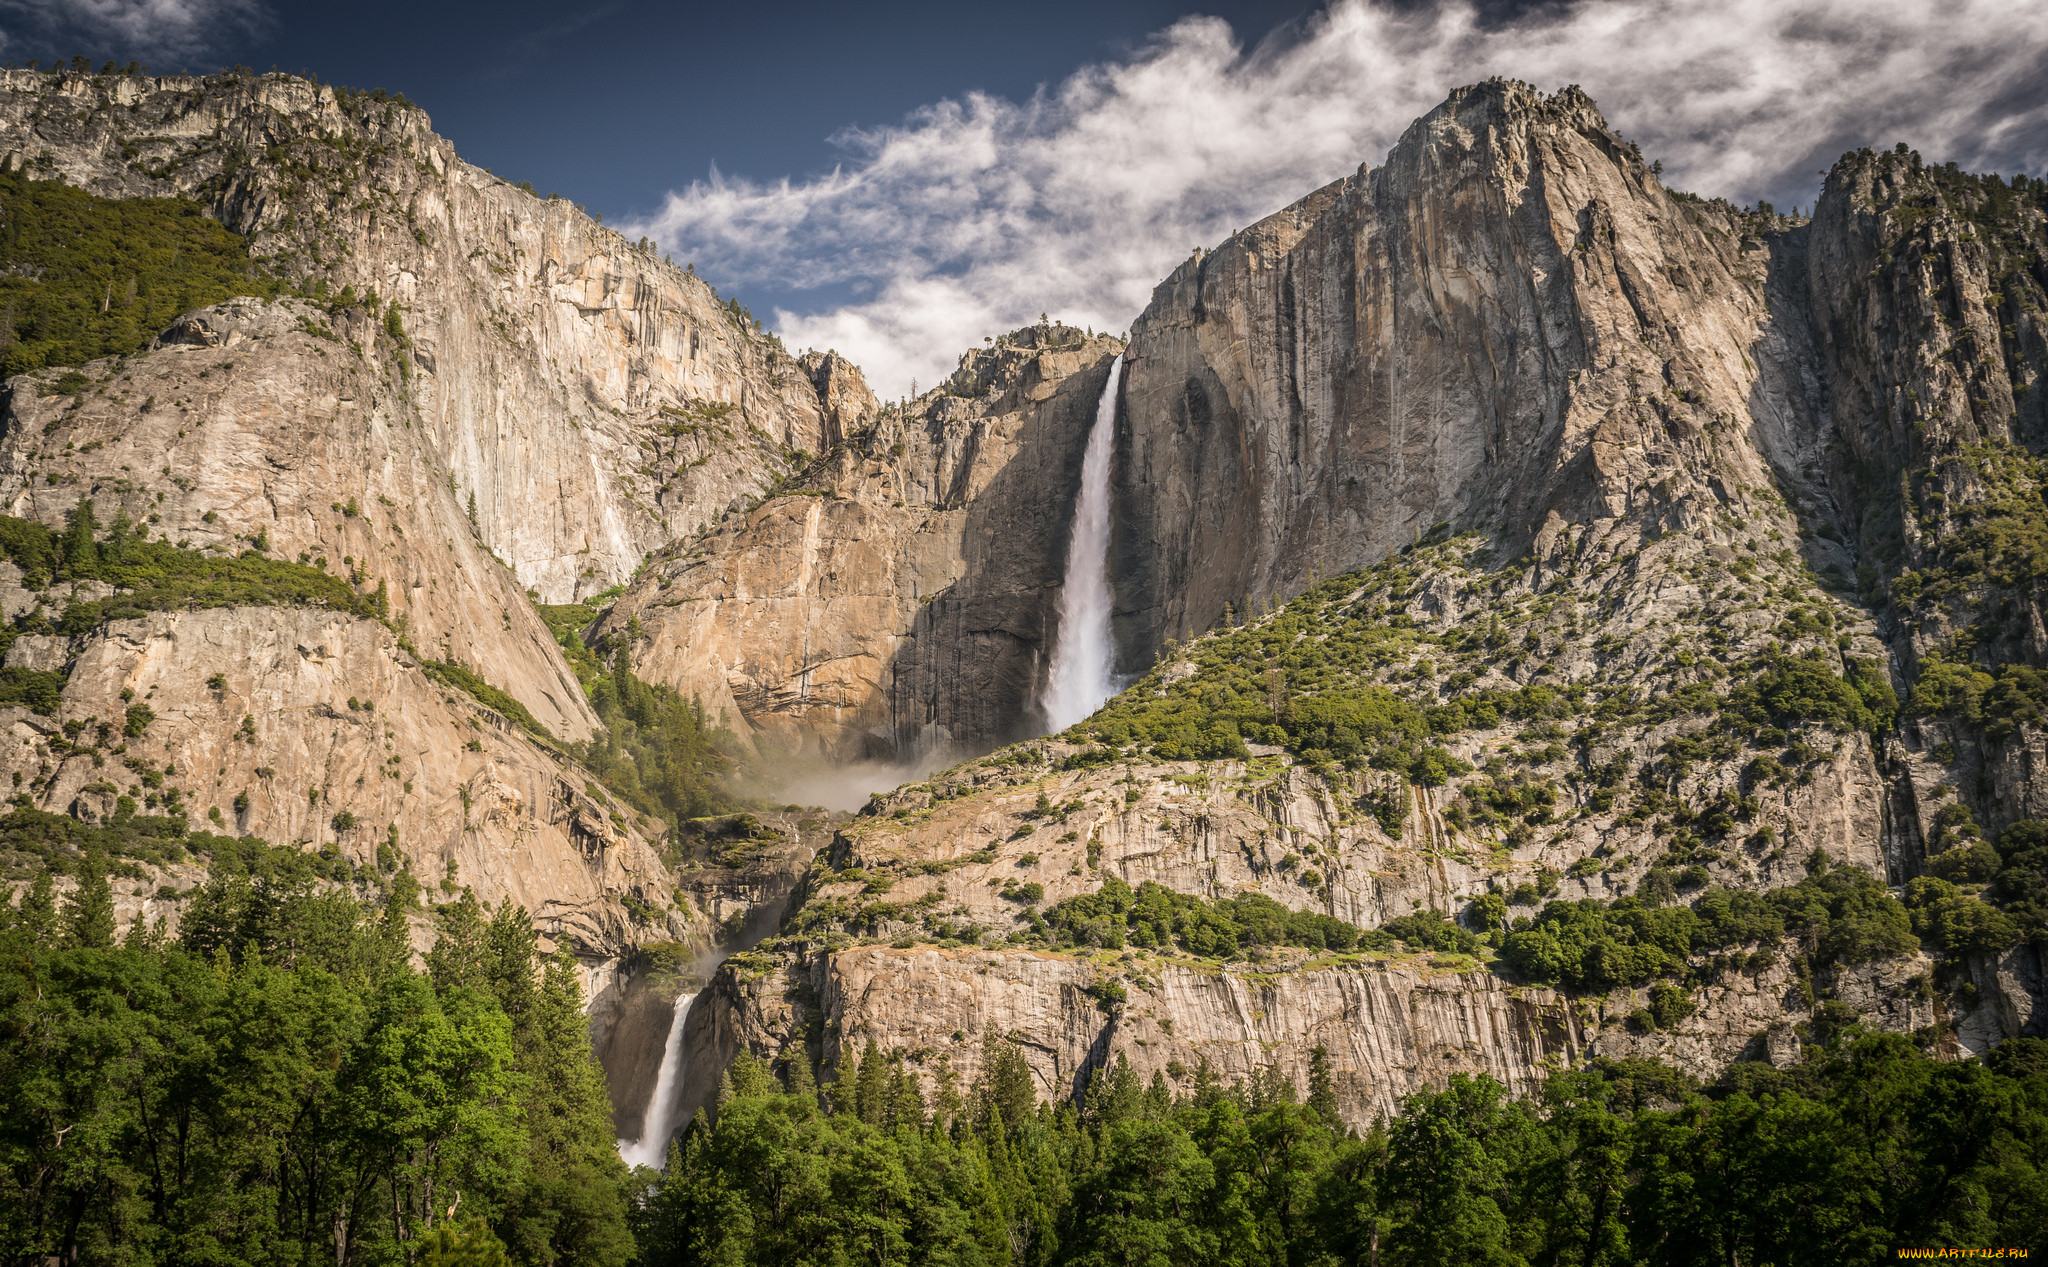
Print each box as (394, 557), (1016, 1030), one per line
(616, 990), (696, 1170)
(1041, 353), (1125, 731)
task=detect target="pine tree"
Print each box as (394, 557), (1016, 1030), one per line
(1248, 1061), (1296, 1111)
(1308, 1044), (1341, 1127)
(854, 1036), (888, 1125)
(728, 1048), (776, 1098)
(780, 1048), (817, 1102)
(930, 1058), (963, 1131)
(59, 493), (99, 577)
(482, 900), (538, 1025)
(972, 1026), (1037, 1135)
(888, 1057), (926, 1130)
(122, 912), (165, 952)
(1191, 1054), (1225, 1109)
(179, 867), (249, 959)
(427, 886), (488, 992)
(18, 868), (57, 944)
(830, 1045), (859, 1118)
(419, 1219), (513, 1267)
(64, 848), (115, 949)
(1146, 1069), (1173, 1118)
(1084, 1053), (1144, 1126)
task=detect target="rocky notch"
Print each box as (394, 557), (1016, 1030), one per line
(596, 325), (1126, 765)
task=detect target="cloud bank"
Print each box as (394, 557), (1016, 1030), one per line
(0, 0), (270, 63)
(629, 0), (2048, 396)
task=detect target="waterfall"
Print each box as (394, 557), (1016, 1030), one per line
(617, 990), (696, 1170)
(1041, 354), (1124, 732)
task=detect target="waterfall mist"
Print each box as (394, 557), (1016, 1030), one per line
(1040, 355), (1124, 732)
(616, 990), (697, 1170)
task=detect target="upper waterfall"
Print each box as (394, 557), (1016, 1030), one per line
(1040, 354), (1124, 732)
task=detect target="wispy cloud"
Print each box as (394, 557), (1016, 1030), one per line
(0, 0), (271, 63)
(627, 0), (2048, 397)
(470, 0), (633, 85)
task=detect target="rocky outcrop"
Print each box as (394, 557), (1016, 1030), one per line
(708, 945), (1583, 1126)
(0, 298), (597, 739)
(1797, 146), (2048, 848)
(0, 601), (677, 954)
(679, 931), (1983, 1132)
(1112, 82), (1810, 664)
(817, 726), (1889, 955)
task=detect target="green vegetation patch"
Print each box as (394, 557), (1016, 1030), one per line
(0, 500), (375, 663)
(574, 649), (733, 841)
(421, 656), (553, 742)
(2, 851), (634, 1267)
(536, 594), (610, 689)
(0, 166), (287, 377)
(1912, 814), (2047, 951)
(0, 786), (377, 884)
(0, 804), (197, 876)
(829, 873), (1488, 963)
(1499, 857), (1917, 991)
(1038, 877), (1375, 957)
(641, 1023), (2048, 1262)
(531, 591), (738, 840)
(1068, 538), (1889, 793)
(1911, 657), (2048, 743)
(0, 667), (65, 714)
(1725, 651), (1897, 735)
(1072, 553), (1490, 778)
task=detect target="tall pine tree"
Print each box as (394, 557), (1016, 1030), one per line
(64, 847), (114, 948)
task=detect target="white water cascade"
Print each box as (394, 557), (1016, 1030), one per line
(1041, 354), (1125, 732)
(616, 990), (697, 1170)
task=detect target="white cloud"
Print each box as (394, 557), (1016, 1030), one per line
(0, 0), (270, 62)
(629, 0), (2048, 396)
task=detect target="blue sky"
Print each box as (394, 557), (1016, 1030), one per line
(5, 0), (2044, 393)
(0, 0), (1327, 218)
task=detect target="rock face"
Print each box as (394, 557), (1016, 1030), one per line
(815, 732), (1888, 959)
(0, 298), (597, 740)
(0, 68), (831, 604)
(1796, 145), (2048, 846)
(0, 601), (674, 954)
(705, 945), (1584, 1127)
(597, 327), (1125, 762)
(1113, 82), (1809, 664)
